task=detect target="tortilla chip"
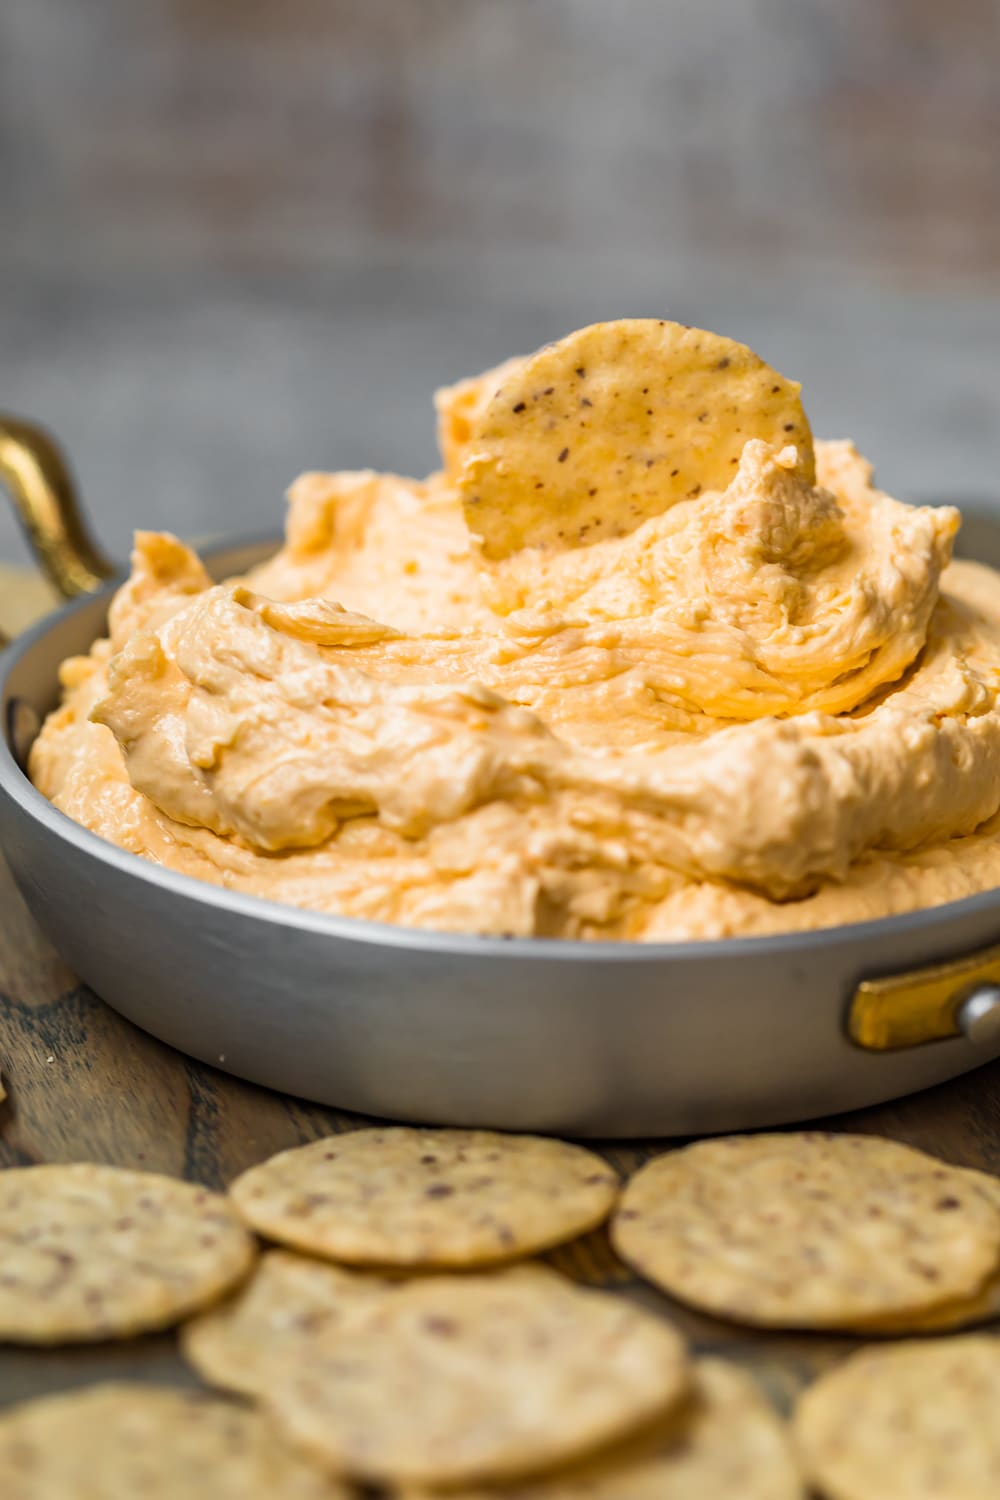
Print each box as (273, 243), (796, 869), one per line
(0, 1163), (255, 1342)
(852, 1168), (1000, 1335)
(264, 1263), (689, 1487)
(436, 355), (526, 479)
(229, 1128), (619, 1267)
(459, 319), (813, 558)
(181, 1249), (398, 1397)
(611, 1133), (1000, 1329)
(401, 1358), (803, 1499)
(0, 1383), (348, 1498)
(795, 1336), (1000, 1500)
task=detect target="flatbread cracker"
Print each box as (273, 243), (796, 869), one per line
(0, 1163), (255, 1342)
(265, 1263), (689, 1487)
(612, 1133), (1000, 1328)
(402, 1358), (803, 1499)
(229, 1128), (619, 1266)
(459, 319), (813, 558)
(0, 1382), (349, 1499)
(181, 1249), (398, 1396)
(794, 1336), (1000, 1500)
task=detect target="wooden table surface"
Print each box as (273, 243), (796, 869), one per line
(3, 839), (1000, 1418)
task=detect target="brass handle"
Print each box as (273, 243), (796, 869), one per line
(0, 416), (115, 643)
(848, 940), (1000, 1050)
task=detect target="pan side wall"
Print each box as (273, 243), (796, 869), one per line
(3, 569), (1000, 1135)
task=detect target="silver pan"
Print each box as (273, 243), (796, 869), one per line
(3, 416), (1000, 1137)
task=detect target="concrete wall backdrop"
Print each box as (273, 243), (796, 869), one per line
(1, 0), (998, 568)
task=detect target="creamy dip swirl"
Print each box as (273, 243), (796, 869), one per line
(30, 382), (1000, 940)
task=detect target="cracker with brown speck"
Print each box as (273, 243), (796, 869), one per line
(229, 1128), (619, 1267)
(0, 1163), (255, 1343)
(852, 1168), (1000, 1335)
(0, 1383), (350, 1499)
(264, 1263), (689, 1488)
(611, 1134), (1000, 1329)
(181, 1249), (398, 1396)
(794, 1336), (1000, 1500)
(401, 1357), (803, 1499)
(458, 319), (813, 558)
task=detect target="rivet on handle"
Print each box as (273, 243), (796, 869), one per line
(956, 985), (1000, 1047)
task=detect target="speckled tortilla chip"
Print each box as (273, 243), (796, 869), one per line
(228, 1128), (619, 1267)
(435, 355), (526, 479)
(611, 1134), (1000, 1329)
(0, 1163), (255, 1343)
(0, 1383), (349, 1499)
(181, 1249), (399, 1397)
(794, 1336), (1000, 1500)
(854, 1267), (1000, 1337)
(264, 1263), (689, 1488)
(459, 319), (814, 558)
(401, 1358), (803, 1499)
(853, 1168), (1000, 1335)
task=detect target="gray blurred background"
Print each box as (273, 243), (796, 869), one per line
(1, 0), (998, 571)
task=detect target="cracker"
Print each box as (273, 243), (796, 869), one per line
(854, 1268), (1000, 1336)
(264, 1263), (689, 1487)
(0, 1163), (255, 1342)
(181, 1249), (397, 1396)
(794, 1336), (1000, 1500)
(0, 1382), (349, 1499)
(458, 319), (813, 558)
(853, 1168), (1000, 1335)
(611, 1133), (1000, 1328)
(229, 1128), (619, 1267)
(402, 1357), (803, 1499)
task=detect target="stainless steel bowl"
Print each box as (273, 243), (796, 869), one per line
(3, 416), (1000, 1136)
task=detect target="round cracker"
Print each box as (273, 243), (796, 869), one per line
(402, 1357), (803, 1499)
(611, 1133), (1000, 1328)
(851, 1168), (1000, 1335)
(854, 1268), (1000, 1336)
(264, 1263), (689, 1487)
(181, 1249), (398, 1397)
(459, 318), (814, 558)
(795, 1336), (1000, 1500)
(0, 1382), (349, 1499)
(229, 1128), (619, 1267)
(0, 1164), (255, 1343)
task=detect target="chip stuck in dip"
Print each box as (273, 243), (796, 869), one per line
(30, 319), (1000, 941)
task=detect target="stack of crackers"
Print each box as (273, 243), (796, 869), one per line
(2, 1128), (1000, 1497)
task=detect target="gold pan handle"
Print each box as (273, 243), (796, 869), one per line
(849, 941), (1000, 1050)
(0, 415), (115, 645)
